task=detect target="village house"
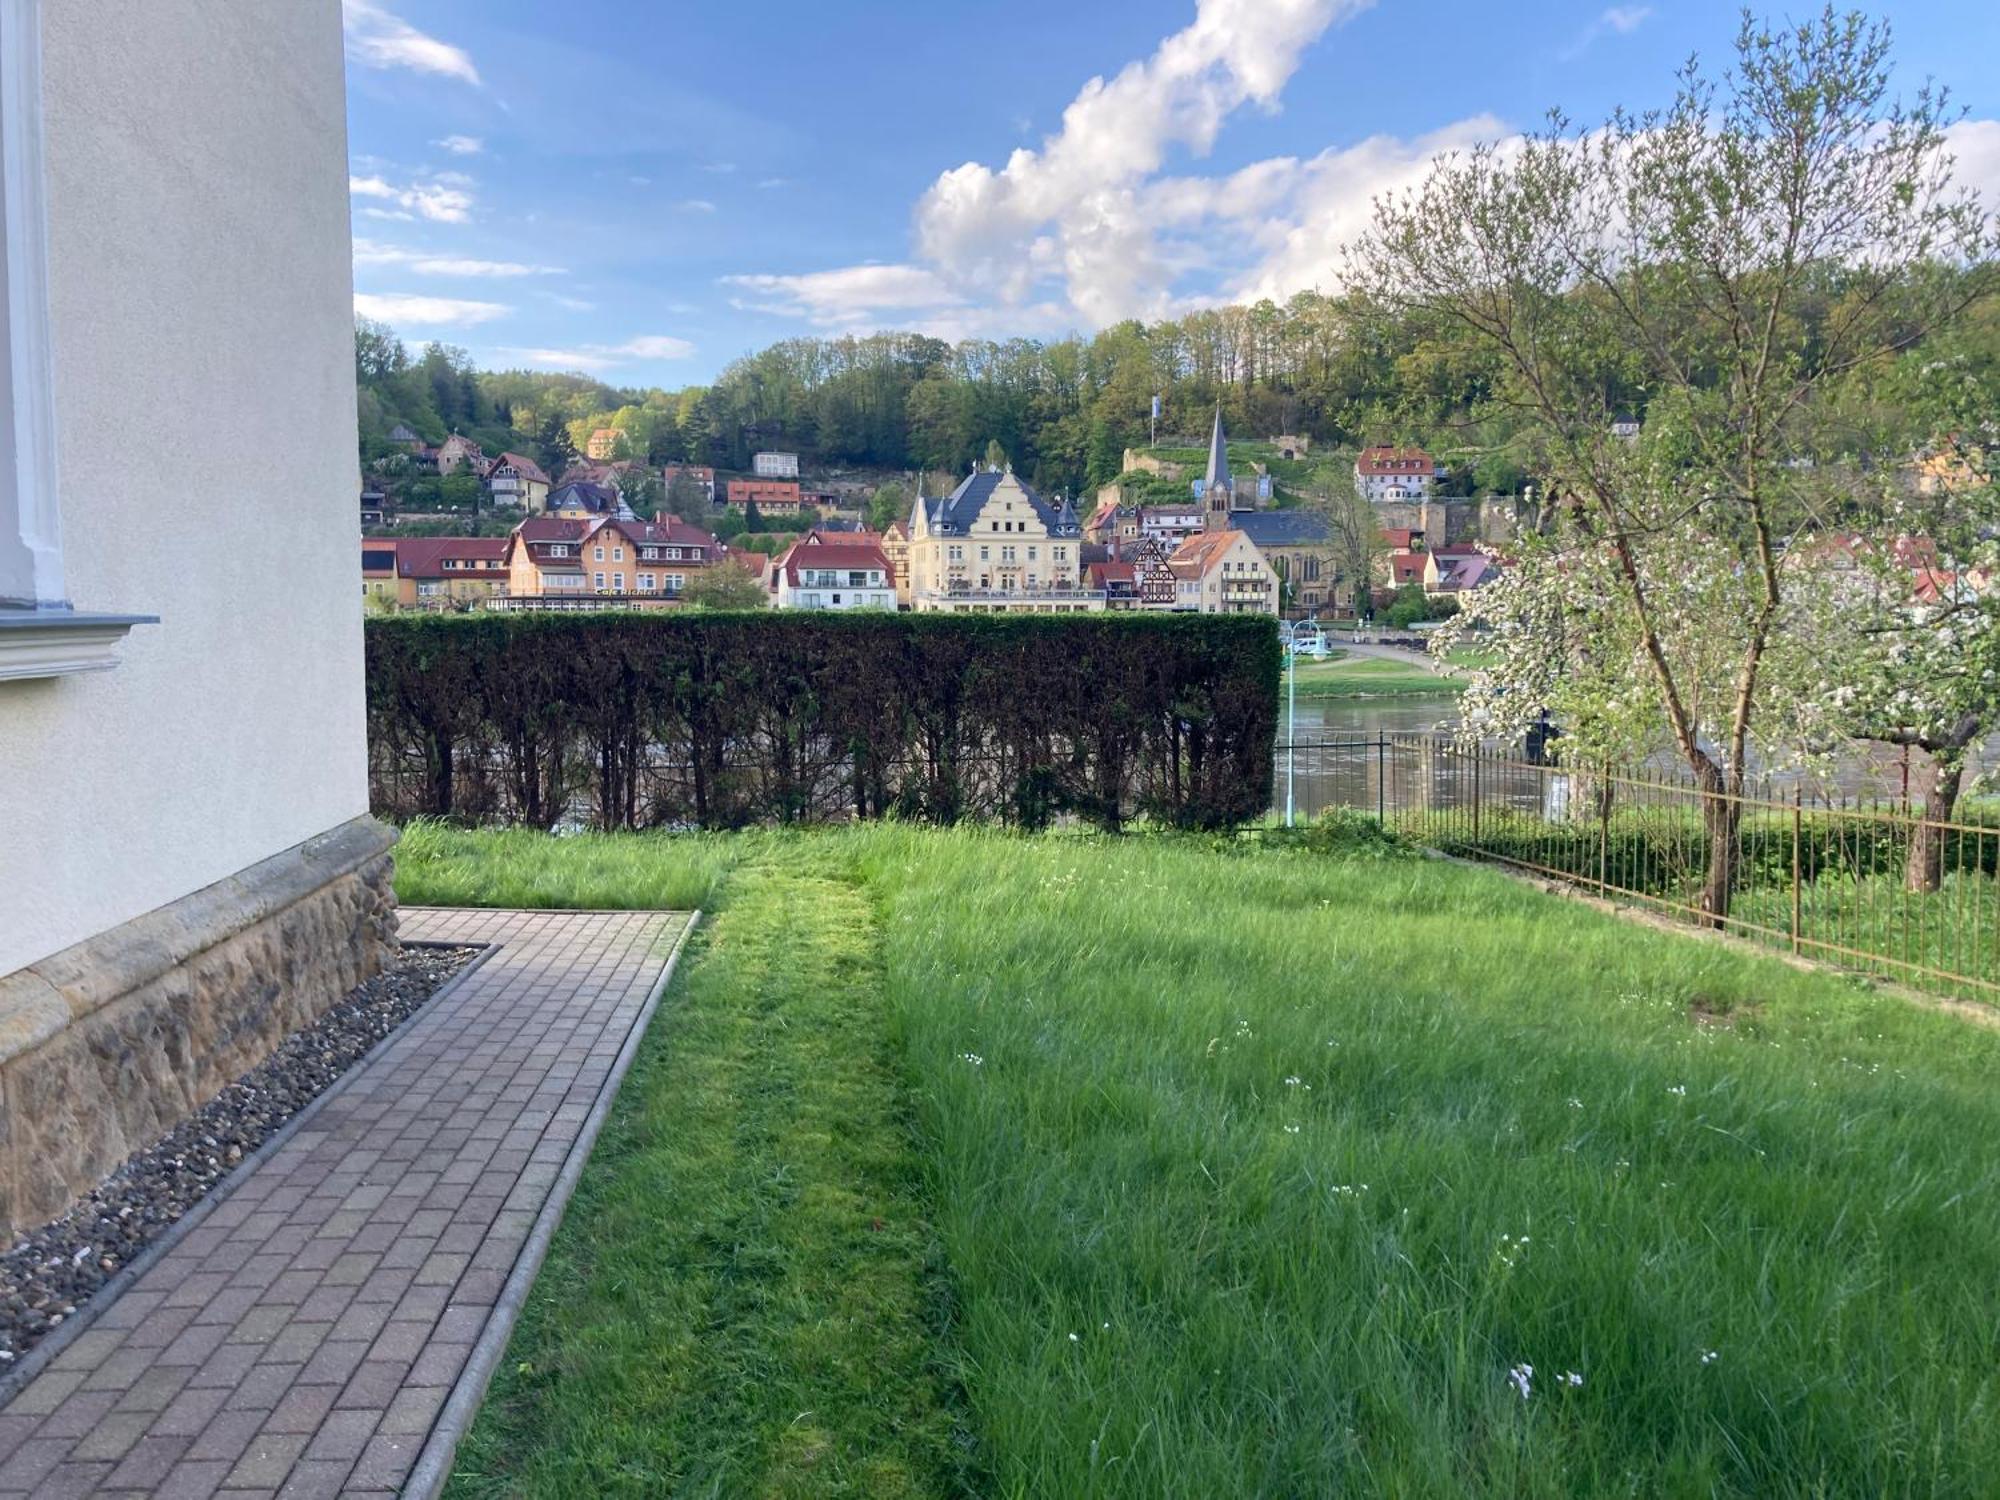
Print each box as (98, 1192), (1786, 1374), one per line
(362, 541), (398, 602)
(387, 422), (424, 452)
(906, 466), (1102, 613)
(1384, 549), (1429, 591)
(435, 432), (486, 476)
(392, 537), (509, 607)
(547, 480), (632, 520)
(1168, 529), (1280, 615)
(753, 451), (801, 479)
(360, 488), (386, 527)
(585, 426), (623, 460)
(775, 537), (896, 610)
(499, 514), (723, 608)
(881, 518), (913, 604)
(727, 477), (807, 516)
(662, 462), (717, 505)
(1139, 501), (1205, 546)
(1423, 543), (1496, 597)
(1355, 445), (1439, 503)
(482, 451), (551, 512)
(1085, 559), (1140, 608)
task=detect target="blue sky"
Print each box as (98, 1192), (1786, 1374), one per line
(345, 0), (2000, 387)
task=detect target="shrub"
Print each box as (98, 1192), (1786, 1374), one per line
(366, 612), (1279, 833)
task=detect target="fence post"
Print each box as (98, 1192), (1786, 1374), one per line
(1471, 746), (1482, 844)
(1800, 780), (1816, 956)
(1377, 735), (1386, 826)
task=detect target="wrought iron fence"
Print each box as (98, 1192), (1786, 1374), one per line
(1275, 735), (2000, 1004)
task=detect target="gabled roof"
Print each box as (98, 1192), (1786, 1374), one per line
(1087, 496), (1124, 532)
(1379, 527), (1424, 551)
(491, 452), (549, 484)
(609, 516), (719, 551)
(387, 424), (419, 442)
(548, 481), (628, 517)
(1086, 561), (1137, 587)
(781, 541), (892, 585)
(1169, 529), (1248, 580)
(1387, 549), (1428, 584)
(804, 526), (882, 546)
(918, 469), (1079, 538)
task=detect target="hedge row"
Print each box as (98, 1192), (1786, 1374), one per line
(365, 612), (1280, 832)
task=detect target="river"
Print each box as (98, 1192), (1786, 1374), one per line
(1274, 693), (1997, 820)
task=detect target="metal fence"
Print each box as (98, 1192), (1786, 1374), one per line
(1275, 735), (2000, 1004)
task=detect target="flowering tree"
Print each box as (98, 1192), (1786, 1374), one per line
(1353, 9), (1991, 920)
(1782, 339), (2000, 889)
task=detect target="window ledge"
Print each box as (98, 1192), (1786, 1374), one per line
(0, 608), (156, 681)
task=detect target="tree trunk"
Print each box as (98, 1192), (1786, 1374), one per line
(1905, 751), (1964, 894)
(1696, 761), (1741, 927)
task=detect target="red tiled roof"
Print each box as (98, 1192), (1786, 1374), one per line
(393, 537), (508, 578)
(1169, 529), (1245, 579)
(1087, 561), (1137, 586)
(1357, 445), (1435, 476)
(1387, 549), (1427, 584)
(1379, 527), (1423, 551)
(780, 541), (891, 585)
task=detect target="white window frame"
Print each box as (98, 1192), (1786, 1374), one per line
(1, 0), (59, 608)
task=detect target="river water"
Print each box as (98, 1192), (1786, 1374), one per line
(1275, 694), (1997, 821)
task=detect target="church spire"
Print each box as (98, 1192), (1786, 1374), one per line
(1204, 404), (1231, 490)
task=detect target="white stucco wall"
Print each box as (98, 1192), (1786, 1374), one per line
(0, 1), (365, 977)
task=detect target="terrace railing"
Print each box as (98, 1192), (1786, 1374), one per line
(1275, 735), (2000, 1005)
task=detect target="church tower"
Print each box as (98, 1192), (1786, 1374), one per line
(1201, 405), (1234, 531)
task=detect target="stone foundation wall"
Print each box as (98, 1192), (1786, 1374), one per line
(0, 817), (398, 1235)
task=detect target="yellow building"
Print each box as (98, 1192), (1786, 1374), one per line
(358, 538), (509, 608)
(499, 515), (724, 608)
(906, 466), (1104, 613)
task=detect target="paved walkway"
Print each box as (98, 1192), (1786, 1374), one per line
(0, 908), (692, 1499)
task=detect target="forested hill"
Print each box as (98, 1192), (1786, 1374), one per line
(357, 279), (1995, 497)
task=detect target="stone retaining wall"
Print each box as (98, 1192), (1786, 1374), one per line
(0, 817), (399, 1235)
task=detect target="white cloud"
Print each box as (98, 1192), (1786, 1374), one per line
(350, 173), (475, 224)
(352, 239), (551, 276)
(721, 265), (965, 326)
(717, 0), (2000, 340)
(546, 293), (598, 312)
(343, 0), (480, 85)
(910, 0), (1366, 325)
(757, 177), (789, 190)
(494, 336), (697, 372)
(435, 134), (484, 155)
(354, 292), (510, 326)
(1561, 5), (1653, 60)
(354, 240), (563, 277)
(678, 198), (718, 213)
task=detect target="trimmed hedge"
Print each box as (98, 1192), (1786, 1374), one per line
(365, 611), (1280, 832)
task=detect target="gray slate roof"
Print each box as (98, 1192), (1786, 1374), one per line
(917, 469), (1080, 538)
(1232, 508), (1334, 547)
(1204, 407), (1231, 490)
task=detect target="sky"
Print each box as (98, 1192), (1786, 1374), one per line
(345, 0), (2000, 388)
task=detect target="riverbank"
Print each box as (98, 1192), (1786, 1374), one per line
(1290, 650), (1464, 699)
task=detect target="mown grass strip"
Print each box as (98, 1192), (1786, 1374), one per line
(442, 848), (974, 1498)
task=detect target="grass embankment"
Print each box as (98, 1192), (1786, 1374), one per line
(408, 824), (2000, 1496)
(1290, 650), (1463, 699)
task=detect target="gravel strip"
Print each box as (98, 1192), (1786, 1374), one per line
(0, 944), (477, 1364)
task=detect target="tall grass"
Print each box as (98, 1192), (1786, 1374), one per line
(394, 819), (730, 912)
(859, 829), (2000, 1495)
(417, 826), (2000, 1496)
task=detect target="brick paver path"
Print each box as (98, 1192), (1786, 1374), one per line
(0, 908), (691, 1499)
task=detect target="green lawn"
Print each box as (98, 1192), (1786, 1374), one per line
(408, 823), (2000, 1497)
(1290, 651), (1464, 698)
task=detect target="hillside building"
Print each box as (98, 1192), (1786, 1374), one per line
(906, 467), (1103, 613)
